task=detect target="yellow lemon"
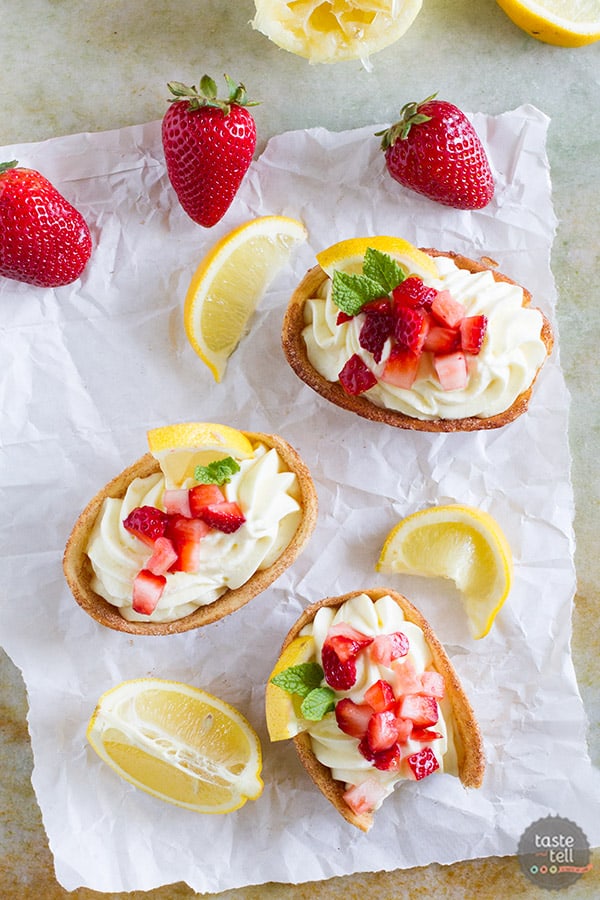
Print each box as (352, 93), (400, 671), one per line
(147, 422), (255, 488)
(252, 0), (423, 65)
(377, 504), (513, 639)
(184, 215), (307, 381)
(496, 0), (600, 46)
(265, 635), (316, 740)
(87, 678), (263, 814)
(316, 235), (438, 280)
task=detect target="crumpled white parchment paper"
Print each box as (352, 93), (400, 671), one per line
(1, 105), (598, 893)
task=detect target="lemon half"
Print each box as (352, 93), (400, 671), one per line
(496, 0), (600, 46)
(147, 422), (255, 489)
(316, 235), (438, 280)
(184, 215), (307, 382)
(265, 635), (317, 741)
(377, 504), (513, 639)
(252, 0), (423, 65)
(87, 678), (263, 814)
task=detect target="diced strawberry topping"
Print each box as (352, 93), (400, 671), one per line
(430, 290), (466, 328)
(380, 345), (420, 389)
(335, 698), (373, 738)
(411, 729), (443, 742)
(359, 306), (394, 363)
(197, 501), (245, 533)
(406, 746), (440, 780)
(369, 632), (410, 667)
(325, 624), (374, 662)
(338, 353), (378, 395)
(359, 736), (403, 771)
(162, 489), (192, 517)
(433, 350), (468, 391)
(322, 644), (358, 691)
(132, 569), (166, 615)
(394, 716), (414, 743)
(364, 679), (395, 712)
(166, 515), (210, 572)
(145, 536), (179, 576)
(343, 778), (388, 816)
(189, 483), (226, 517)
(392, 277), (437, 310)
(366, 710), (401, 752)
(336, 310), (354, 325)
(460, 314), (487, 354)
(392, 658), (422, 695)
(393, 306), (429, 353)
(321, 624), (373, 691)
(123, 506), (170, 547)
(422, 324), (460, 355)
(419, 670), (445, 699)
(398, 694), (439, 728)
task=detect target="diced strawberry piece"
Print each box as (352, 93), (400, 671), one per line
(392, 658), (422, 696)
(359, 736), (403, 771)
(189, 483), (225, 517)
(166, 515), (210, 572)
(433, 350), (468, 391)
(398, 694), (439, 728)
(393, 306), (429, 353)
(359, 306), (394, 363)
(423, 324), (460, 354)
(364, 679), (395, 712)
(336, 310), (354, 325)
(411, 729), (443, 742)
(460, 314), (487, 354)
(123, 506), (170, 547)
(322, 625), (373, 690)
(343, 778), (388, 816)
(406, 746), (440, 780)
(380, 345), (420, 389)
(321, 644), (357, 690)
(338, 354), (378, 395)
(325, 623), (373, 662)
(419, 671), (445, 699)
(132, 569), (166, 615)
(162, 489), (192, 517)
(366, 710), (400, 752)
(369, 632), (410, 667)
(335, 698), (373, 738)
(362, 298), (391, 315)
(392, 277), (437, 310)
(395, 717), (414, 743)
(145, 536), (178, 576)
(198, 501), (245, 533)
(430, 290), (466, 328)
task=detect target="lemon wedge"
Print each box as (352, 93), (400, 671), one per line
(147, 421), (255, 489)
(252, 0), (423, 65)
(377, 504), (513, 639)
(265, 635), (316, 740)
(184, 215), (308, 381)
(87, 678), (263, 814)
(496, 0), (600, 46)
(316, 236), (438, 280)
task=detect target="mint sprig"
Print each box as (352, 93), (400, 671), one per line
(331, 247), (407, 316)
(271, 662), (335, 722)
(194, 456), (240, 485)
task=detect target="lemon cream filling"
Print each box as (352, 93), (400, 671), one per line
(301, 593), (458, 807)
(302, 254), (547, 420)
(87, 444), (302, 622)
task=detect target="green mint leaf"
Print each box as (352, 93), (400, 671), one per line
(194, 456), (240, 485)
(300, 687), (336, 721)
(362, 247), (406, 293)
(271, 662), (324, 698)
(332, 270), (387, 316)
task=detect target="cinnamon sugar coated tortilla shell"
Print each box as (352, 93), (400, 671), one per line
(63, 432), (318, 635)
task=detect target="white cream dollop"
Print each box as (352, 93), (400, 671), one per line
(86, 444), (302, 622)
(300, 593), (458, 808)
(302, 255), (548, 420)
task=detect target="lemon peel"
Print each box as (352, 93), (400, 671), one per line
(496, 0), (600, 46)
(147, 421), (255, 489)
(265, 635), (317, 740)
(316, 236), (438, 280)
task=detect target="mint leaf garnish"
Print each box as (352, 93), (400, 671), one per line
(362, 247), (406, 293)
(332, 270), (386, 316)
(194, 456), (240, 485)
(300, 687), (336, 721)
(271, 662), (324, 698)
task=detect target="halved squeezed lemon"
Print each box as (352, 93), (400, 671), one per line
(87, 679), (263, 814)
(184, 216), (307, 382)
(377, 504), (513, 639)
(265, 635), (316, 741)
(496, 0), (600, 46)
(147, 422), (254, 488)
(316, 236), (438, 280)
(252, 0), (423, 65)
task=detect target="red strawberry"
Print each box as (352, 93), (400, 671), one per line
(364, 679), (395, 712)
(132, 569), (166, 615)
(325, 624), (374, 662)
(145, 536), (179, 576)
(189, 484), (226, 517)
(398, 694), (439, 728)
(358, 736), (402, 771)
(423, 324), (460, 355)
(123, 506), (170, 547)
(163, 489), (192, 517)
(335, 698), (373, 738)
(321, 624), (373, 691)
(166, 515), (210, 572)
(369, 632), (410, 667)
(322, 644), (358, 691)
(392, 659), (422, 696)
(393, 306), (429, 353)
(430, 290), (466, 328)
(359, 305), (394, 363)
(406, 746), (440, 780)
(380, 345), (420, 390)
(433, 351), (468, 391)
(379, 94), (494, 210)
(411, 729), (443, 742)
(198, 501), (246, 533)
(366, 710), (400, 752)
(0, 160), (92, 287)
(338, 353), (378, 395)
(392, 277), (437, 310)
(343, 778), (388, 816)
(460, 314), (488, 354)
(419, 671), (446, 699)
(161, 75), (257, 227)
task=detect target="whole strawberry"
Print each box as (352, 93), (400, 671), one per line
(0, 160), (92, 287)
(378, 94), (494, 210)
(162, 74), (258, 228)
